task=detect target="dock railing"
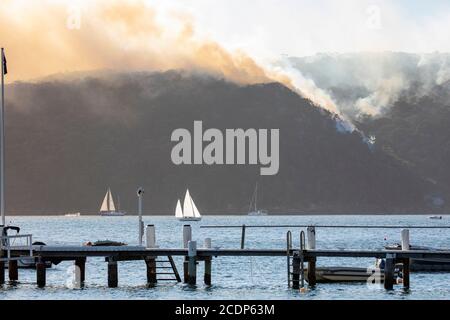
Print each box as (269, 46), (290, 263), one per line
(0, 234), (33, 262)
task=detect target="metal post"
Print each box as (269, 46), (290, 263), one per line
(240, 224), (246, 249)
(137, 187), (144, 246)
(1, 48), (6, 226)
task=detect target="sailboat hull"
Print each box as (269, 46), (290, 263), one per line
(178, 217), (201, 221)
(100, 211), (126, 216)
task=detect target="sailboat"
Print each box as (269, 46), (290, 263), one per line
(248, 183), (268, 216)
(99, 188), (126, 216)
(175, 189), (202, 221)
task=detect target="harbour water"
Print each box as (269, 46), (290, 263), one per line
(1, 215), (450, 300)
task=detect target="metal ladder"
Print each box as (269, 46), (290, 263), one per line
(155, 256), (181, 282)
(287, 230), (306, 288)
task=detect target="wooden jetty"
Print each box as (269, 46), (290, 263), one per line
(2, 225), (450, 291)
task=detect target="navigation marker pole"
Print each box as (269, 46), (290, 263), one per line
(137, 187), (144, 246)
(1, 48), (7, 226)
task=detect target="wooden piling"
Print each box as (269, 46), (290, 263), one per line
(107, 259), (118, 288)
(204, 238), (212, 286)
(306, 227), (316, 286)
(402, 258), (410, 289)
(36, 259), (46, 288)
(384, 253), (395, 290)
(188, 241), (197, 285)
(146, 225), (156, 248)
(241, 224), (246, 249)
(292, 252), (300, 289)
(145, 257), (157, 286)
(401, 229), (410, 289)
(8, 260), (18, 281)
(0, 261), (4, 285)
(183, 225), (192, 283)
(75, 258), (86, 286)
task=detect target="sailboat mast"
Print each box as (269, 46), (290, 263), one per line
(254, 183), (258, 211)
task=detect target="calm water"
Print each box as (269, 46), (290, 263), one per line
(1, 215), (450, 300)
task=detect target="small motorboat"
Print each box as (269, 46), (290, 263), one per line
(429, 215), (443, 220)
(304, 267), (397, 283)
(65, 212), (81, 217)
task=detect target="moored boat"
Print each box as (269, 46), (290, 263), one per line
(304, 267), (394, 283)
(248, 183), (268, 216)
(99, 188), (126, 216)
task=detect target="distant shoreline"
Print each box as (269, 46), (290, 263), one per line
(6, 213), (449, 216)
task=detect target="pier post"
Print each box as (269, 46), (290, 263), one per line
(0, 261), (4, 284)
(107, 259), (118, 288)
(292, 251), (300, 289)
(145, 257), (157, 287)
(188, 240), (197, 286)
(0, 226), (3, 285)
(36, 258), (46, 288)
(146, 225), (156, 248)
(240, 224), (246, 249)
(75, 258), (86, 286)
(183, 225), (192, 283)
(401, 229), (410, 289)
(384, 253), (395, 290)
(204, 238), (212, 286)
(8, 260), (18, 281)
(306, 226), (316, 286)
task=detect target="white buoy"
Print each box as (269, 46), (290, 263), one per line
(183, 225), (192, 248)
(401, 229), (410, 250)
(204, 238), (212, 249)
(146, 225), (156, 248)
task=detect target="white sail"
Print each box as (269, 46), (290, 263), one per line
(183, 190), (195, 218)
(100, 188), (116, 212)
(100, 190), (109, 212)
(108, 189), (116, 211)
(191, 196), (201, 218)
(175, 199), (183, 218)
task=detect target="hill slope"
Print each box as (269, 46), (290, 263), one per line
(5, 71), (434, 214)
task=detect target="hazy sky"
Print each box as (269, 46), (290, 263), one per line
(158, 0), (450, 57)
(1, 0), (449, 82)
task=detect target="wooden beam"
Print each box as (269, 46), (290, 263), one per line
(8, 260), (18, 281)
(384, 254), (395, 290)
(107, 259), (118, 288)
(188, 241), (197, 286)
(0, 261), (4, 284)
(36, 259), (46, 288)
(145, 257), (157, 287)
(75, 258), (86, 286)
(402, 258), (410, 290)
(291, 252), (300, 289)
